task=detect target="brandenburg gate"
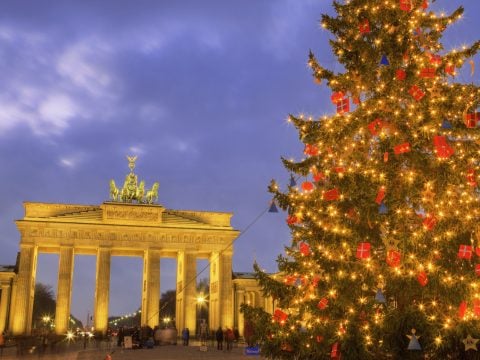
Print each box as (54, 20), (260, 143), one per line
(10, 157), (239, 335)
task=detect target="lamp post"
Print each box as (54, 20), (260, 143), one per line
(196, 294), (208, 344)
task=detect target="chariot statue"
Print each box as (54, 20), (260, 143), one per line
(109, 156), (159, 204)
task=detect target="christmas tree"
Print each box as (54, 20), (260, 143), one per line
(244, 0), (480, 358)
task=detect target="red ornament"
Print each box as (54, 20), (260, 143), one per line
(353, 96), (361, 105)
(375, 187), (386, 205)
(323, 188), (340, 201)
(284, 275), (296, 285)
(317, 298), (329, 310)
(421, 0), (429, 9)
(304, 144), (319, 156)
(458, 301), (467, 319)
(417, 271), (428, 286)
(399, 0), (413, 11)
(384, 152), (389, 162)
(286, 215), (300, 225)
(356, 242), (371, 259)
(299, 242), (311, 256)
(409, 85), (425, 101)
(334, 167), (345, 174)
(313, 171), (325, 182)
(331, 91), (344, 104)
(445, 64), (455, 75)
(458, 245), (473, 260)
(419, 67), (436, 79)
(476, 264), (480, 276)
(302, 181), (314, 191)
(433, 135), (454, 158)
(386, 249), (401, 267)
(316, 335), (324, 343)
(476, 248), (480, 257)
(312, 275), (321, 287)
(367, 118), (384, 136)
(467, 169), (477, 187)
(429, 54), (442, 66)
(273, 309), (288, 324)
(464, 112), (480, 128)
(359, 19), (370, 34)
(474, 299), (480, 317)
(422, 214), (437, 230)
(394, 142), (411, 155)
(336, 98), (350, 114)
(331, 342), (341, 359)
(396, 69), (407, 81)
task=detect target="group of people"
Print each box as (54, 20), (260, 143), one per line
(215, 326), (238, 351)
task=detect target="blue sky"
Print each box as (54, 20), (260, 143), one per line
(0, 0), (478, 322)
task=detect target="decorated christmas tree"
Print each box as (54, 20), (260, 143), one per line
(244, 0), (480, 358)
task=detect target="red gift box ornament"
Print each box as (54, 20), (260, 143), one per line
(429, 54), (442, 66)
(458, 245), (473, 260)
(458, 301), (467, 319)
(302, 181), (314, 192)
(284, 275), (296, 285)
(433, 135), (454, 159)
(317, 297), (329, 310)
(304, 144), (319, 156)
(375, 187), (386, 205)
(420, 68), (436, 79)
(476, 264), (480, 277)
(422, 214), (437, 230)
(409, 85), (425, 101)
(399, 0), (413, 11)
(467, 169), (477, 187)
(286, 215), (300, 225)
(359, 19), (370, 34)
(331, 342), (341, 359)
(356, 242), (371, 259)
(331, 91), (344, 104)
(387, 249), (401, 267)
(445, 64), (455, 76)
(464, 112), (480, 128)
(474, 299), (480, 317)
(421, 0), (428, 9)
(417, 271), (428, 286)
(396, 69), (407, 81)
(273, 309), (288, 324)
(336, 98), (350, 114)
(367, 118), (384, 136)
(299, 242), (311, 256)
(394, 142), (411, 155)
(313, 171), (325, 182)
(323, 188), (340, 201)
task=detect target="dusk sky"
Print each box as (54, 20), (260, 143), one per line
(0, 0), (479, 323)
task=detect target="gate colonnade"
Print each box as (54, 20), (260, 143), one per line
(10, 201), (239, 336)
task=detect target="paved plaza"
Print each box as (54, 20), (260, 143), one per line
(0, 343), (265, 360)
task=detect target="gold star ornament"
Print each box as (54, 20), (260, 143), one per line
(462, 334), (479, 351)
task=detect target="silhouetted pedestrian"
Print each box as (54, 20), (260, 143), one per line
(215, 327), (223, 350)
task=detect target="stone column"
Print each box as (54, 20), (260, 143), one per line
(11, 244), (37, 335)
(0, 283), (11, 333)
(8, 277), (17, 331)
(219, 252), (233, 328)
(175, 251), (196, 334)
(209, 252), (220, 331)
(141, 249), (160, 328)
(235, 289), (245, 336)
(94, 247), (111, 334)
(55, 247), (75, 334)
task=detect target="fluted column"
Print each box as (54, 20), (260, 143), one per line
(235, 289), (245, 336)
(141, 249), (160, 328)
(12, 244), (37, 335)
(0, 283), (11, 333)
(55, 247), (75, 334)
(175, 251), (196, 334)
(8, 277), (17, 331)
(94, 248), (111, 334)
(219, 252), (233, 328)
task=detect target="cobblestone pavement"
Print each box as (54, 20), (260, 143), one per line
(0, 343), (265, 360)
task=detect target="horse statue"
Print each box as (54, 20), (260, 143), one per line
(120, 172), (138, 202)
(145, 182), (159, 204)
(109, 180), (120, 201)
(136, 180), (145, 203)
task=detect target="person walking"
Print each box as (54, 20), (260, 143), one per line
(215, 327), (223, 350)
(182, 328), (190, 346)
